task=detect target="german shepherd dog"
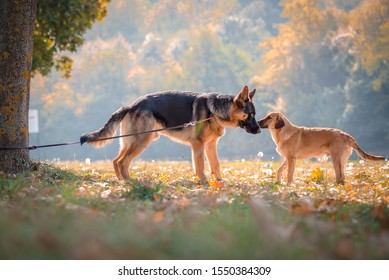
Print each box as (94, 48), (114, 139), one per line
(80, 85), (260, 181)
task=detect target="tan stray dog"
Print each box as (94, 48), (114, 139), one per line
(258, 112), (385, 184)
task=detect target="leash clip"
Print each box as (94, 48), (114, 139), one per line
(184, 121), (196, 127)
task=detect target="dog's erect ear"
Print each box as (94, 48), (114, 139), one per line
(275, 115), (285, 129)
(234, 85), (249, 103)
(248, 89), (256, 101)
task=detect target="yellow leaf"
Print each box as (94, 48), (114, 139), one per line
(345, 184), (353, 191)
(208, 180), (224, 189)
(311, 167), (324, 181)
(348, 191), (356, 197)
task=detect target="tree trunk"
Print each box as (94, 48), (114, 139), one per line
(0, 0), (37, 174)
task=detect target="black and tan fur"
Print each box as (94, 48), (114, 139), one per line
(81, 85), (260, 180)
(258, 112), (385, 184)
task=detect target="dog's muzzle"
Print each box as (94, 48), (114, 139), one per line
(239, 118), (261, 134)
(258, 120), (268, 129)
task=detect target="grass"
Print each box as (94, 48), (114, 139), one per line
(0, 159), (388, 259)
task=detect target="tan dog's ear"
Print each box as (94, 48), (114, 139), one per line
(275, 115), (285, 129)
(248, 89), (256, 101)
(234, 85), (249, 104)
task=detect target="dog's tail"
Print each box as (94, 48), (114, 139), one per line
(348, 137), (385, 161)
(80, 107), (129, 148)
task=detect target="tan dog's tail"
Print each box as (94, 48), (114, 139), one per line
(80, 107), (129, 147)
(349, 138), (385, 161)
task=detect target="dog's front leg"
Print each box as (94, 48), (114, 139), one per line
(191, 140), (206, 181)
(205, 140), (222, 180)
(276, 160), (287, 182)
(286, 157), (296, 185)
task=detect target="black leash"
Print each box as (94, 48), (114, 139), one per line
(0, 116), (214, 151)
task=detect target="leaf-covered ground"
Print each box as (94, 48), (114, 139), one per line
(0, 159), (388, 259)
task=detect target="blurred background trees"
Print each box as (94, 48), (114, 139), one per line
(30, 0), (389, 162)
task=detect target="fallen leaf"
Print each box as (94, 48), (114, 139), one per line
(311, 167), (324, 181)
(154, 210), (164, 222)
(208, 180), (224, 189)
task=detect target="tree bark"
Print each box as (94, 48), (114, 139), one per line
(0, 0), (37, 173)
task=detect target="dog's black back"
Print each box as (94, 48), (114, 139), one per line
(123, 91), (234, 129)
(128, 91), (198, 128)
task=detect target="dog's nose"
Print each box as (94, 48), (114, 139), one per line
(250, 127), (261, 134)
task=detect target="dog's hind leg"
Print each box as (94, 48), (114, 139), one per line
(114, 113), (159, 180)
(114, 144), (134, 180)
(117, 134), (157, 180)
(276, 160), (287, 182)
(286, 157), (296, 185)
(331, 155), (343, 184)
(332, 146), (352, 184)
(113, 147), (129, 179)
(191, 139), (206, 181)
(205, 140), (222, 180)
